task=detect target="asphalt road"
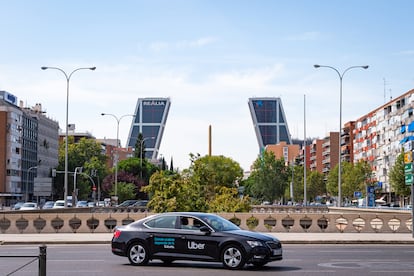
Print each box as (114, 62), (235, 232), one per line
(1, 244), (414, 275)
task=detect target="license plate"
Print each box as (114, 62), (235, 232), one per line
(272, 249), (281, 255)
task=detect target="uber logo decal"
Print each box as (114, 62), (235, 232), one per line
(188, 241), (205, 250)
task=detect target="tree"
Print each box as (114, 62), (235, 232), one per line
(170, 157), (174, 172)
(143, 170), (207, 212)
(341, 161), (362, 200)
(326, 164), (339, 197)
(189, 154), (244, 200)
(111, 182), (136, 203)
(327, 161), (373, 204)
(133, 133), (146, 158)
(102, 157), (159, 199)
(54, 137), (107, 200)
(291, 165), (305, 203)
(353, 160), (373, 198)
(77, 156), (107, 200)
(389, 152), (411, 200)
(143, 154), (249, 212)
(248, 151), (289, 203)
(208, 186), (251, 212)
(307, 170), (326, 202)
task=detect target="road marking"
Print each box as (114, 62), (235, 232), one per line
(48, 259), (106, 262)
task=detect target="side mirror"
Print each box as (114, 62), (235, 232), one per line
(199, 226), (211, 234)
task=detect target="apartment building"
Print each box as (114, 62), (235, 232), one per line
(353, 88), (414, 195)
(322, 132), (339, 177)
(265, 141), (300, 164)
(342, 121), (355, 163)
(23, 103), (59, 200)
(309, 139), (323, 173)
(0, 91), (23, 206)
(0, 91), (59, 205)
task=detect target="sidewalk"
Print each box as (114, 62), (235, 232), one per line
(1, 232), (414, 245)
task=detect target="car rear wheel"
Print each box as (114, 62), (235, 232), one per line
(127, 242), (149, 266)
(221, 244), (246, 269)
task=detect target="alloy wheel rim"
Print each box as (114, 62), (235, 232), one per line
(224, 247), (242, 267)
(130, 245), (146, 263)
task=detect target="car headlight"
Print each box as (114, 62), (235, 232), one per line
(247, 240), (263, 248)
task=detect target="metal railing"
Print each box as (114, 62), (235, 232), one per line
(0, 245), (46, 276)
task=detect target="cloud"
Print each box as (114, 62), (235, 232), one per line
(394, 50), (414, 56)
(210, 64), (285, 89)
(149, 41), (170, 52)
(284, 31), (320, 41)
(149, 36), (217, 52)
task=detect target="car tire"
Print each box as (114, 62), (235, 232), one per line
(127, 242), (149, 266)
(221, 244), (246, 270)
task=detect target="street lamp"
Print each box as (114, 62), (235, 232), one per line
(140, 137), (155, 178)
(314, 64), (369, 207)
(73, 166), (83, 207)
(25, 166), (38, 202)
(42, 66), (96, 207)
(101, 113), (135, 200)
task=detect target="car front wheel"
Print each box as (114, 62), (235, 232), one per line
(221, 244), (246, 269)
(127, 242), (149, 266)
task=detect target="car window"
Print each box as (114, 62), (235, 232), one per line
(179, 216), (207, 230)
(200, 214), (240, 231)
(145, 216), (177, 229)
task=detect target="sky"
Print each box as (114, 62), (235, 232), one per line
(1, 0), (414, 171)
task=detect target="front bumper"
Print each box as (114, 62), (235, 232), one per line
(247, 245), (283, 264)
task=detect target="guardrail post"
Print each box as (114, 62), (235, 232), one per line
(38, 245), (47, 276)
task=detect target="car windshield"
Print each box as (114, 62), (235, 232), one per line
(198, 214), (240, 231)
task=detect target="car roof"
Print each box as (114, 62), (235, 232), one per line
(162, 212), (216, 216)
(144, 212), (222, 219)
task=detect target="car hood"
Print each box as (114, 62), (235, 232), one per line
(227, 229), (278, 241)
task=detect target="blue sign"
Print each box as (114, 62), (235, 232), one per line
(354, 191), (362, 198)
(367, 186), (375, 207)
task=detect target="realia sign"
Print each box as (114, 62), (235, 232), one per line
(143, 100), (165, 106)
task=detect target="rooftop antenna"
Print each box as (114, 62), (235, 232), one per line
(383, 78), (389, 103)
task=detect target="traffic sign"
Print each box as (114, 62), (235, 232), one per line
(404, 141), (414, 152)
(405, 174), (413, 185)
(405, 163), (413, 174)
(404, 151), (413, 163)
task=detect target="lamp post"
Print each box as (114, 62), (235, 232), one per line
(101, 113), (134, 200)
(42, 66), (96, 207)
(73, 166), (83, 207)
(314, 64), (369, 207)
(140, 137), (155, 179)
(25, 166), (38, 202)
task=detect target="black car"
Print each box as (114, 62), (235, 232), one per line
(111, 212), (283, 269)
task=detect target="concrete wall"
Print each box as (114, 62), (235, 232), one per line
(1, 206), (412, 234)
